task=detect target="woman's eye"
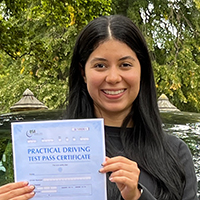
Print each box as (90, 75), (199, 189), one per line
(121, 63), (132, 68)
(94, 64), (105, 68)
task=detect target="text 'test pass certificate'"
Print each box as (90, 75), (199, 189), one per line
(11, 119), (107, 200)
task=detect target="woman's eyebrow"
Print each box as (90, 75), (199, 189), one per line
(90, 57), (107, 63)
(89, 56), (136, 64)
(119, 56), (136, 61)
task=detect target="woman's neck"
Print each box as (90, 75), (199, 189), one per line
(94, 109), (133, 127)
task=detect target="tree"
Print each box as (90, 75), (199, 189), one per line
(0, 0), (112, 114)
(112, 0), (200, 112)
(1, 0), (200, 113)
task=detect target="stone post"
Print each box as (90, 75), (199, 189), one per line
(10, 88), (48, 112)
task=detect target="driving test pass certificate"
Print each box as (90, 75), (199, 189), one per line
(11, 119), (107, 200)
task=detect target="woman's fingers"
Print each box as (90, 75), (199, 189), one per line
(0, 182), (29, 194)
(100, 156), (141, 200)
(109, 169), (140, 182)
(103, 156), (135, 165)
(100, 156), (138, 173)
(104, 157), (140, 188)
(9, 191), (35, 200)
(0, 182), (35, 200)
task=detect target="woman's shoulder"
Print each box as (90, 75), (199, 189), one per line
(165, 133), (193, 162)
(164, 133), (198, 200)
(165, 133), (185, 146)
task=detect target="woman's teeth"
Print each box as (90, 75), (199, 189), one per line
(103, 89), (125, 95)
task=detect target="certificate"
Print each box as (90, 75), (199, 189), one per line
(11, 119), (107, 200)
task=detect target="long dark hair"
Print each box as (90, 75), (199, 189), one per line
(66, 15), (185, 199)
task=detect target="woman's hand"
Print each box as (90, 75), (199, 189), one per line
(99, 156), (141, 200)
(0, 182), (35, 200)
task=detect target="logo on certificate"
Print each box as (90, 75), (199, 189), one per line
(26, 130), (36, 137)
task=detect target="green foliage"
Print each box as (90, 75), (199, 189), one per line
(1, 142), (14, 184)
(0, 0), (112, 114)
(0, 0), (200, 113)
(114, 0), (200, 112)
(0, 139), (8, 161)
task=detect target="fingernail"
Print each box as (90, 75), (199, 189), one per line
(101, 161), (106, 166)
(29, 191), (35, 196)
(109, 177), (114, 182)
(29, 185), (35, 190)
(23, 181), (29, 186)
(99, 168), (103, 173)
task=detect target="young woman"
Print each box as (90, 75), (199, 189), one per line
(0, 15), (197, 200)
(66, 15), (197, 200)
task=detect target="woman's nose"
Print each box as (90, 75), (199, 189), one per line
(105, 68), (122, 84)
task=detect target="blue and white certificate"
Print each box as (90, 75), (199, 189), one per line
(11, 119), (107, 200)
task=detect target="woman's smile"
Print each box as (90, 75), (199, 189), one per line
(102, 89), (126, 95)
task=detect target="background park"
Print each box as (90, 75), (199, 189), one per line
(0, 0), (200, 114)
(0, 0), (200, 197)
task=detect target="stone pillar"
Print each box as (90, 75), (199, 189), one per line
(10, 88), (48, 112)
(157, 94), (180, 112)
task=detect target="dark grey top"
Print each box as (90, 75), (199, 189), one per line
(105, 126), (198, 200)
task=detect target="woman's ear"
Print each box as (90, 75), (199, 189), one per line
(79, 64), (87, 83)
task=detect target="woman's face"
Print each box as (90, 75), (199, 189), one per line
(83, 39), (141, 124)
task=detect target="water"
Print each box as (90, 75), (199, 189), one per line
(0, 110), (200, 197)
(161, 111), (200, 198)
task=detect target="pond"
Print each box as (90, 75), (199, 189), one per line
(0, 109), (199, 198)
(161, 111), (200, 198)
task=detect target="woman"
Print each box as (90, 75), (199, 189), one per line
(0, 15), (197, 200)
(66, 15), (197, 200)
